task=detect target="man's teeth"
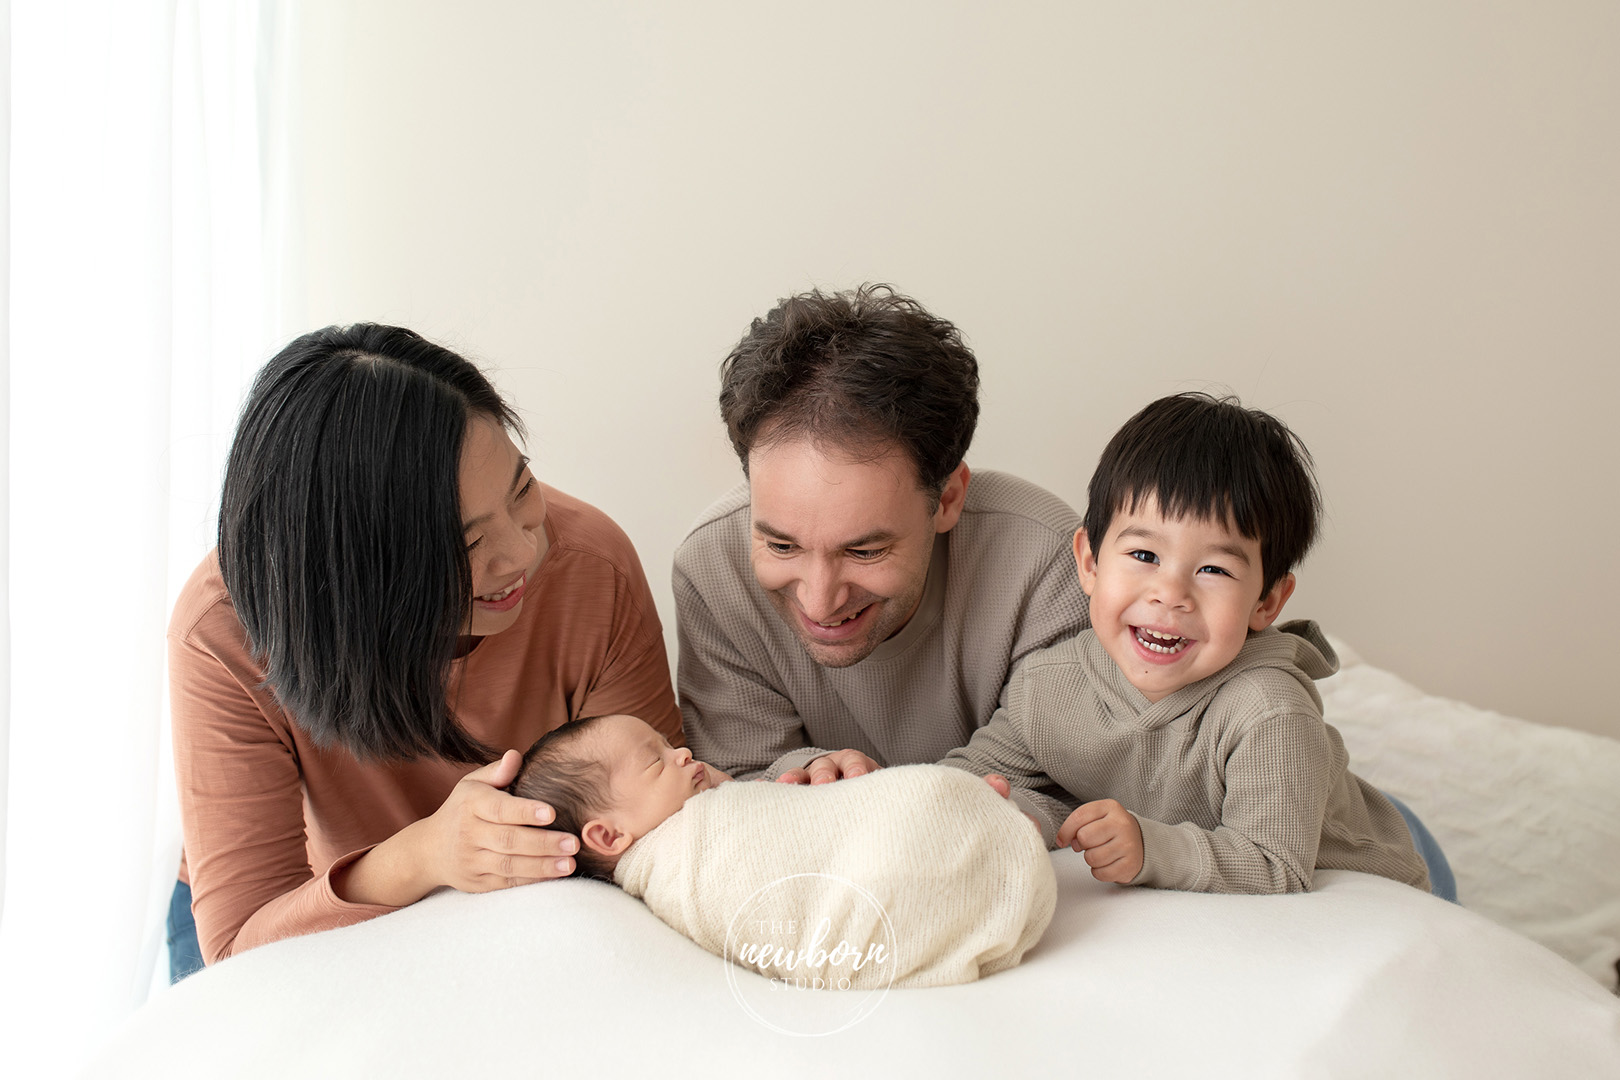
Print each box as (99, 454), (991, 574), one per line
(1135, 627), (1188, 654)
(815, 608), (864, 628)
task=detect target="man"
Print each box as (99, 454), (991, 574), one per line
(675, 284), (1090, 783)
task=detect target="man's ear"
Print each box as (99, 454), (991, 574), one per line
(580, 817), (634, 858)
(932, 462), (971, 533)
(1249, 572), (1296, 631)
(1073, 527), (1097, 597)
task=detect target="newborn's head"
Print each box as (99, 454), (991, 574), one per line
(510, 713), (721, 880)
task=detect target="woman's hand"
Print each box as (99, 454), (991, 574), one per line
(416, 750), (580, 892)
(333, 750), (579, 907)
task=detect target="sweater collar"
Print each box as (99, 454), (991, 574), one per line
(1079, 619), (1338, 728)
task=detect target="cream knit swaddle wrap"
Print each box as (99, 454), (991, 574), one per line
(613, 764), (1056, 988)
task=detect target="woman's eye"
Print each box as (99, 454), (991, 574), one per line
(465, 537), (483, 553)
(516, 477), (535, 499)
(1128, 550), (1158, 564)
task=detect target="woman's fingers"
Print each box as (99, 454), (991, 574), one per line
(469, 781), (557, 827)
(462, 747), (522, 786)
(476, 849), (579, 889)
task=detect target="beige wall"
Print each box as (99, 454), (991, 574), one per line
(280, 1), (1619, 739)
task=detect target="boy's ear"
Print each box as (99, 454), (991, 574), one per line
(580, 817), (634, 858)
(1072, 527), (1097, 597)
(1249, 572), (1296, 632)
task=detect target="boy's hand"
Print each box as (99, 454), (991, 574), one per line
(1057, 800), (1144, 885)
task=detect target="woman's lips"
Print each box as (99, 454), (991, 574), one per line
(474, 573), (527, 612)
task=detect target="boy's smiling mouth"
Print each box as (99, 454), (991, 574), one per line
(1133, 626), (1190, 655)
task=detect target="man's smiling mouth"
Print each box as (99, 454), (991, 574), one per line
(813, 606), (869, 629)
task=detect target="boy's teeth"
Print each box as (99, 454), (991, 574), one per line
(1135, 627), (1188, 654)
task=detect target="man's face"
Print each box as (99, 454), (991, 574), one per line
(747, 437), (967, 668)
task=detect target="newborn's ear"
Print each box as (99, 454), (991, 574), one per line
(580, 817), (633, 857)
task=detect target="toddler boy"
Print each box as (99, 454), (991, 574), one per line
(509, 713), (1055, 987)
(944, 392), (1445, 896)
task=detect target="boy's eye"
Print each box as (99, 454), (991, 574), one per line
(1128, 550), (1158, 564)
(1197, 565), (1232, 577)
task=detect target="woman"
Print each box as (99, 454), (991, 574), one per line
(167, 324), (682, 972)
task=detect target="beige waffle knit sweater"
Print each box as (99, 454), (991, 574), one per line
(943, 621), (1429, 894)
(613, 765), (1056, 988)
(674, 470), (1089, 785)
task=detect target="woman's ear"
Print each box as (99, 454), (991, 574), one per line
(1073, 528), (1097, 597)
(580, 817), (633, 858)
(1249, 572), (1296, 631)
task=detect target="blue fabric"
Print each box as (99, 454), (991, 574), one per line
(167, 879), (205, 984)
(1383, 793), (1459, 904)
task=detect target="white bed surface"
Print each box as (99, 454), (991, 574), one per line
(84, 854), (1620, 1079)
(1321, 639), (1620, 988)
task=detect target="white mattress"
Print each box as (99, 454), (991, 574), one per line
(82, 643), (1620, 1077)
(84, 856), (1620, 1078)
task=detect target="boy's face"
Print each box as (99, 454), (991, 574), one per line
(594, 714), (720, 841)
(1075, 495), (1294, 703)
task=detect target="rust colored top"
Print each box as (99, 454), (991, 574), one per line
(169, 484), (681, 964)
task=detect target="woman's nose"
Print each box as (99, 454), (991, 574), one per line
(490, 519), (537, 573)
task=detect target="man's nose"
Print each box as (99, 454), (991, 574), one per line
(796, 559), (849, 621)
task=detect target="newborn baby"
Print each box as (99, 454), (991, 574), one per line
(510, 714), (1055, 989)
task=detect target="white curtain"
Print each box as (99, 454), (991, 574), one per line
(0, 2), (283, 1072)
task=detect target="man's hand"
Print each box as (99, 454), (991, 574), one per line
(776, 748), (881, 785)
(1056, 799), (1144, 885)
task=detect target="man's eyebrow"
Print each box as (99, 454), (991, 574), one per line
(461, 455), (532, 533)
(753, 520), (899, 549)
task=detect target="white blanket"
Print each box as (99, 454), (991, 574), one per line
(613, 765), (1056, 989)
(83, 859), (1620, 1078)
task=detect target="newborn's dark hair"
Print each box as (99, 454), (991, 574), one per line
(508, 716), (617, 882)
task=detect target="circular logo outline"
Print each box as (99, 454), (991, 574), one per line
(721, 872), (898, 1037)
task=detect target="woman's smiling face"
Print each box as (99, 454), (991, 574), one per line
(458, 414), (549, 638)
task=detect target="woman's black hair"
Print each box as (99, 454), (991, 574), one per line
(218, 323), (524, 762)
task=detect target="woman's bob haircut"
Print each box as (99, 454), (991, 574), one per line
(218, 323), (524, 763)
